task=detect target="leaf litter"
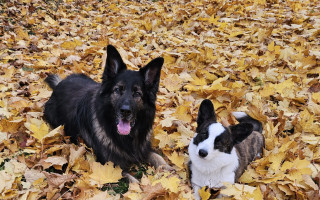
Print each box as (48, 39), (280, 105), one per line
(0, 0), (320, 199)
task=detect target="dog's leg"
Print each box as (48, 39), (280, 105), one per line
(64, 125), (79, 144)
(123, 172), (139, 183)
(192, 185), (201, 200)
(148, 152), (173, 171)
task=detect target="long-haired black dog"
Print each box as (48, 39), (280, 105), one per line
(44, 45), (171, 181)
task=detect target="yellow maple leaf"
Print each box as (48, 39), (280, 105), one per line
(67, 145), (86, 173)
(45, 15), (58, 25)
(176, 123), (194, 147)
(229, 31), (244, 38)
(278, 184), (294, 195)
(238, 166), (260, 183)
(268, 41), (275, 51)
(221, 183), (261, 200)
(252, 186), (263, 199)
(312, 92), (320, 103)
(88, 191), (113, 200)
(61, 40), (78, 50)
(24, 118), (49, 141)
(89, 161), (122, 186)
(299, 109), (320, 135)
(144, 19), (152, 31)
(154, 129), (176, 149)
(259, 84), (275, 97)
(208, 15), (220, 24)
(167, 151), (185, 169)
(15, 27), (29, 40)
(301, 134), (320, 145)
(163, 54), (176, 65)
(162, 74), (183, 92)
(280, 159), (312, 182)
(199, 186), (211, 200)
(269, 152), (286, 172)
(174, 102), (192, 123)
(159, 116), (177, 128)
(274, 78), (295, 94)
(190, 75), (206, 86)
(153, 175), (180, 193)
(43, 126), (63, 141)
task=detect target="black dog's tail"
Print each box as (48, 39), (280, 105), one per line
(45, 74), (62, 89)
(233, 112), (263, 133)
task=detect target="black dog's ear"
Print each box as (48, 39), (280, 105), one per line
(197, 99), (217, 127)
(230, 123), (253, 145)
(102, 45), (127, 81)
(140, 57), (164, 88)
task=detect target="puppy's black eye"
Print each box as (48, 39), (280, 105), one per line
(201, 132), (208, 137)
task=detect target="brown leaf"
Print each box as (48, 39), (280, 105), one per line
(43, 171), (75, 188)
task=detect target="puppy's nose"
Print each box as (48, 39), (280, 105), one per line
(198, 149), (208, 158)
(120, 105), (131, 117)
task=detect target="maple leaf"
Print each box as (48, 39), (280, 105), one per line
(24, 168), (46, 185)
(166, 151), (185, 169)
(221, 183), (263, 200)
(89, 161), (122, 186)
(0, 171), (15, 194)
(154, 129), (176, 149)
(199, 186), (211, 200)
(174, 102), (192, 123)
(67, 145), (86, 173)
(152, 174), (180, 193)
(88, 191), (116, 200)
(43, 171), (75, 188)
(44, 156), (68, 170)
(24, 118), (49, 141)
(159, 116), (177, 128)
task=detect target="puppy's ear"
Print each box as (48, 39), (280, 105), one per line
(197, 99), (217, 127)
(102, 45), (127, 81)
(230, 123), (253, 144)
(140, 57), (164, 99)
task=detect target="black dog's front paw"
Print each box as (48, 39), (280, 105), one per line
(123, 172), (139, 183)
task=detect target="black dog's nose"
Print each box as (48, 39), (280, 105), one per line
(120, 105), (131, 117)
(198, 149), (208, 158)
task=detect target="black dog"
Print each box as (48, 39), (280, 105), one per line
(44, 45), (171, 180)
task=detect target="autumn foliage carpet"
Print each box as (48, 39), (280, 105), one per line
(0, 0), (320, 199)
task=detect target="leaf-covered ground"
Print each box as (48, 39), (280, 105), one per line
(1, 0), (320, 199)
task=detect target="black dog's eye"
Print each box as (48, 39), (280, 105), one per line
(114, 85), (125, 94)
(114, 88), (120, 94)
(133, 91), (142, 97)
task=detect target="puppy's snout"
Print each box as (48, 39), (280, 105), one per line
(198, 149), (208, 158)
(120, 105), (131, 117)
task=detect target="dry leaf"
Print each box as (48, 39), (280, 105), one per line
(89, 161), (123, 186)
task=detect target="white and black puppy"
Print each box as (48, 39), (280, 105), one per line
(188, 99), (264, 199)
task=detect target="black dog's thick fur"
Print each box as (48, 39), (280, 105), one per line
(44, 45), (170, 171)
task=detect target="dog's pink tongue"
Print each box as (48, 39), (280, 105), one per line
(117, 120), (131, 135)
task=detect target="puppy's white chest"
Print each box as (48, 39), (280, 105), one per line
(190, 160), (236, 188)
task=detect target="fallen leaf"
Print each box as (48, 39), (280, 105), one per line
(167, 151), (185, 169)
(199, 186), (211, 200)
(89, 161), (122, 186)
